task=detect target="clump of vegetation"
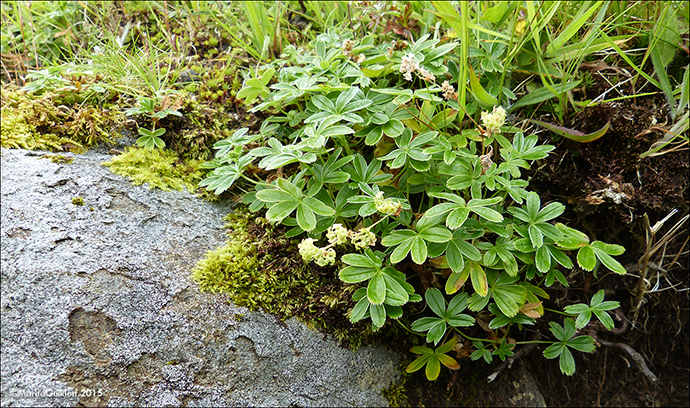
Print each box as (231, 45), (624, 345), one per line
(192, 206), (373, 347)
(72, 197), (85, 206)
(2, 1), (687, 406)
(42, 155), (74, 164)
(0, 83), (121, 151)
(102, 146), (204, 192)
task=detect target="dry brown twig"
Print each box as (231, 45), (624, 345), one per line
(633, 210), (689, 326)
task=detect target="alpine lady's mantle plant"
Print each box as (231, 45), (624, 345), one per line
(201, 29), (626, 380)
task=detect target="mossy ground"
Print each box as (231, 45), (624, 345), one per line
(191, 205), (409, 349)
(102, 146), (205, 193)
(0, 83), (122, 152)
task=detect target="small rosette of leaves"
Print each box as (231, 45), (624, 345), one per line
(340, 249), (420, 331)
(411, 288), (475, 345)
(136, 127), (166, 150)
(254, 178), (334, 231)
(406, 336), (460, 381)
(543, 318), (596, 376)
(564, 289), (620, 330)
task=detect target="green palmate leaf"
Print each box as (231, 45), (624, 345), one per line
(412, 289), (474, 345)
(544, 318), (595, 376)
(341, 250), (412, 320)
(382, 225), (452, 265)
(564, 289), (621, 330)
(200, 155), (255, 194)
(406, 337), (459, 381)
(492, 338), (515, 361)
(255, 178), (334, 231)
(470, 341), (494, 364)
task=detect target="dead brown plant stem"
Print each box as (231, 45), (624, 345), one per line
(635, 214), (653, 313)
(666, 235), (689, 270)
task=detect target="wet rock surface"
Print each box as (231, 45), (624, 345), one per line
(0, 148), (399, 407)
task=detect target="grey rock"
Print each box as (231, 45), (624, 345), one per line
(505, 361), (547, 407)
(1, 148), (399, 407)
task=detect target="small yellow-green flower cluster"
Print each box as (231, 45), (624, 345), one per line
(349, 228), (377, 249)
(299, 238), (337, 267)
(298, 223), (379, 266)
(326, 223), (349, 245)
(298, 193), (403, 266)
(374, 192), (401, 215)
(480, 106), (507, 134)
(298, 238), (320, 262)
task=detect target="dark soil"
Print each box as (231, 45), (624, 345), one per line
(518, 80), (689, 407)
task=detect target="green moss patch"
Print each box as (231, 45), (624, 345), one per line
(0, 83), (121, 151)
(192, 206), (381, 348)
(102, 146), (205, 192)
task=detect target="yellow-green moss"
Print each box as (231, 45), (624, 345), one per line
(191, 206), (374, 348)
(40, 154), (74, 164)
(382, 382), (409, 407)
(72, 197), (85, 206)
(102, 146), (205, 192)
(0, 83), (121, 151)
(1, 89), (76, 151)
(191, 209), (308, 314)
